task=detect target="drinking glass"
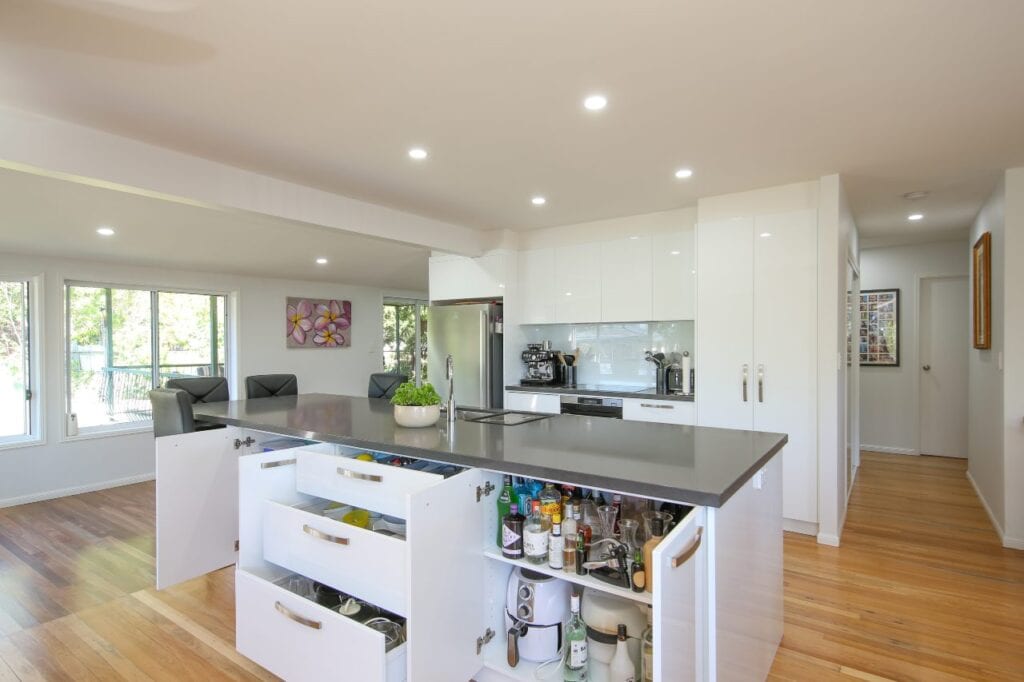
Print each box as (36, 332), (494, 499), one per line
(619, 518), (639, 553)
(642, 511), (673, 540)
(597, 505), (618, 539)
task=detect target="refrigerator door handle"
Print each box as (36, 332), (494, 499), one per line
(480, 310), (490, 407)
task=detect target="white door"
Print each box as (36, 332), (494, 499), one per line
(652, 506), (706, 682)
(752, 209), (818, 524)
(652, 228), (696, 320)
(518, 249), (556, 324)
(155, 427), (240, 589)
(555, 242), (602, 323)
(919, 276), (969, 457)
(601, 235), (653, 322)
(696, 217), (755, 429)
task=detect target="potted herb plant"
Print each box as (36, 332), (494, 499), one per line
(390, 382), (442, 428)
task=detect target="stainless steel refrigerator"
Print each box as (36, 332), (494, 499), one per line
(427, 302), (503, 409)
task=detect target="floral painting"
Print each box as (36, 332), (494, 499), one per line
(286, 297), (352, 348)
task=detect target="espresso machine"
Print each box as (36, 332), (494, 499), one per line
(520, 343), (561, 386)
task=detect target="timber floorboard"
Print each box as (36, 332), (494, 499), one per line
(0, 453), (1021, 680)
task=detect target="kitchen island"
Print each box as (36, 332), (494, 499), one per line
(156, 393), (785, 682)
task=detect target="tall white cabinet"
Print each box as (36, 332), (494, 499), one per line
(696, 208), (818, 525)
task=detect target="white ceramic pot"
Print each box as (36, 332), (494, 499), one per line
(393, 404), (441, 428)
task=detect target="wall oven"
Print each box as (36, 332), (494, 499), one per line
(559, 395), (623, 419)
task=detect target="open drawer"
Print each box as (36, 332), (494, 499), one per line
(236, 568), (406, 682)
(262, 499), (407, 616)
(296, 449), (444, 518)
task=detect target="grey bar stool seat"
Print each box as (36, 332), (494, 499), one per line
(149, 388), (195, 437)
(164, 376), (229, 430)
(368, 373), (407, 400)
(245, 373), (298, 399)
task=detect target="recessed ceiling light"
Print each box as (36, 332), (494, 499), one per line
(96, 226), (115, 236)
(531, 196), (547, 206)
(629, 235), (640, 240)
(315, 257), (328, 265)
(674, 168), (694, 180)
(565, 292), (573, 297)
(908, 213), (924, 221)
(760, 232), (772, 238)
(670, 250), (681, 255)
(902, 190), (930, 201)
(583, 94), (607, 111)
(408, 147), (428, 160)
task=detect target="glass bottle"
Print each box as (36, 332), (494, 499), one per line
(501, 503), (525, 559)
(539, 482), (562, 521)
(524, 500), (549, 565)
(611, 494), (623, 534)
(496, 475), (514, 548)
(562, 500), (577, 537)
(563, 593), (588, 681)
(609, 624), (636, 682)
(631, 548), (646, 593)
(563, 533), (577, 573)
(548, 514), (564, 569)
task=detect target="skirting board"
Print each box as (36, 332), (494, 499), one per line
(861, 444), (919, 456)
(0, 473), (155, 509)
(784, 518), (818, 536)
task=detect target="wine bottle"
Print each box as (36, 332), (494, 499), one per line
(501, 503), (525, 559)
(563, 593), (588, 681)
(609, 624), (636, 682)
(496, 475), (514, 548)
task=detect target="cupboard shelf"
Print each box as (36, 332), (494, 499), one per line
(482, 548), (653, 605)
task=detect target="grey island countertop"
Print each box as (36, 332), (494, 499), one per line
(194, 393), (785, 507)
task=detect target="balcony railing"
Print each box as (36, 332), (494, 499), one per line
(71, 363), (224, 424)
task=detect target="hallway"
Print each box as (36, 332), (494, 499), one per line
(770, 452), (1024, 680)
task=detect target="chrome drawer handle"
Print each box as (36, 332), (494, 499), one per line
(302, 524), (349, 545)
(260, 458), (296, 469)
(742, 364), (749, 402)
(337, 467), (383, 483)
(640, 403), (674, 409)
(275, 601), (322, 630)
(671, 526), (703, 568)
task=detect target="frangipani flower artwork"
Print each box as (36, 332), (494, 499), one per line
(286, 297), (352, 348)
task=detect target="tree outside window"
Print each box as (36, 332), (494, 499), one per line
(382, 301), (428, 383)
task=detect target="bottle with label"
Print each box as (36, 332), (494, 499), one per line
(609, 624), (636, 682)
(631, 548), (646, 593)
(539, 482), (562, 521)
(501, 503), (525, 559)
(641, 608), (654, 682)
(575, 532), (587, 576)
(548, 514), (564, 569)
(497, 475), (515, 548)
(524, 500), (549, 565)
(563, 593), (588, 681)
(562, 501), (577, 537)
(642, 516), (665, 593)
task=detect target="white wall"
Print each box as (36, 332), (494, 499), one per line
(0, 252), (423, 506)
(1000, 168), (1024, 547)
(858, 240), (968, 455)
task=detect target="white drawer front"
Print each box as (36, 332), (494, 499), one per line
(623, 399), (695, 425)
(296, 450), (441, 518)
(504, 391), (561, 414)
(262, 500), (408, 616)
(236, 568), (406, 682)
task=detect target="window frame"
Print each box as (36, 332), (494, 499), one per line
(63, 280), (233, 439)
(382, 297), (428, 386)
(0, 275), (43, 451)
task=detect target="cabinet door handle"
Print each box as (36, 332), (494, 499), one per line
(757, 364), (765, 403)
(337, 467), (383, 483)
(302, 524), (349, 545)
(671, 526), (704, 568)
(260, 458), (296, 469)
(742, 364), (749, 402)
(274, 601), (322, 630)
(640, 403), (674, 409)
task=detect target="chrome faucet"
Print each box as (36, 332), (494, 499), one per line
(445, 354), (456, 426)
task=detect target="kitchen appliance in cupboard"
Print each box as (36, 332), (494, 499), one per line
(504, 568), (571, 665)
(427, 301), (503, 409)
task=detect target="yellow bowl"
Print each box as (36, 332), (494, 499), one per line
(342, 509), (370, 528)
(355, 453), (374, 462)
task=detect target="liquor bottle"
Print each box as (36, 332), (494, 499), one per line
(496, 475), (515, 548)
(562, 500), (577, 537)
(539, 482), (562, 521)
(609, 624), (636, 682)
(641, 608), (654, 682)
(502, 503), (525, 559)
(611, 494), (623, 534)
(575, 532), (587, 576)
(642, 516), (665, 593)
(524, 500), (549, 565)
(574, 505), (591, 546)
(548, 514), (564, 569)
(563, 593), (588, 681)
(631, 548), (646, 593)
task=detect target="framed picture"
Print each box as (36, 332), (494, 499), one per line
(286, 297), (352, 348)
(859, 289), (899, 366)
(972, 232), (992, 349)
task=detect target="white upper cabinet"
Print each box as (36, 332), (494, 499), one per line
(554, 243), (602, 323)
(652, 228), (696, 320)
(600, 236), (653, 322)
(429, 252), (511, 302)
(517, 248), (557, 324)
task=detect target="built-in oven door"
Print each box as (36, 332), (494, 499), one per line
(559, 395), (623, 419)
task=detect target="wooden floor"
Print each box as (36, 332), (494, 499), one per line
(0, 452), (1020, 680)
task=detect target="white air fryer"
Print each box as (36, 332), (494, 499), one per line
(505, 568), (571, 667)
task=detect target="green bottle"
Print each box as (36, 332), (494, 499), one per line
(496, 475), (515, 547)
(563, 593), (588, 680)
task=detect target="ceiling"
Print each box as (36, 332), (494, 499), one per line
(1, 0), (1023, 242)
(0, 167), (429, 289)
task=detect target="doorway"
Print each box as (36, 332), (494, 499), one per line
(918, 276), (968, 458)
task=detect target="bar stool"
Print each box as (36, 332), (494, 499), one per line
(149, 388), (195, 437)
(164, 376), (229, 430)
(368, 373), (407, 400)
(245, 374), (298, 399)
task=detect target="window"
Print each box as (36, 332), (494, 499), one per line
(0, 279), (34, 443)
(66, 283), (228, 432)
(382, 299), (428, 384)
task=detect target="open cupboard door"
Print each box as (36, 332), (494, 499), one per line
(406, 468), (493, 681)
(155, 426), (240, 589)
(652, 506), (706, 682)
